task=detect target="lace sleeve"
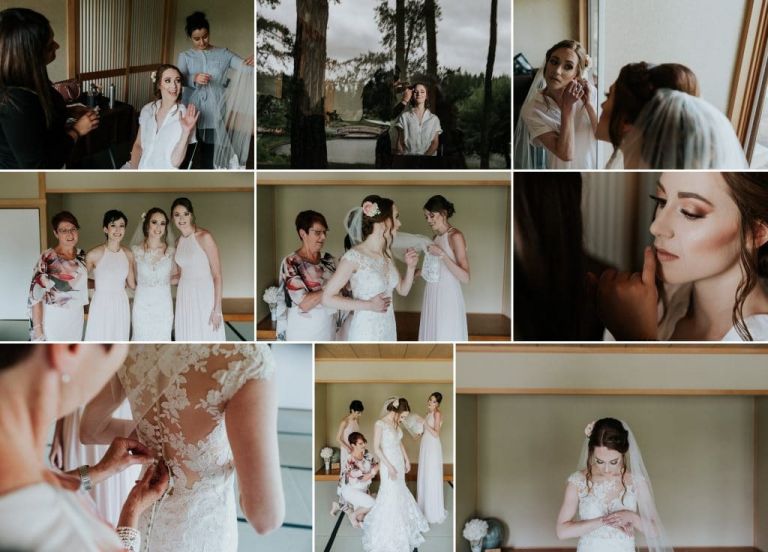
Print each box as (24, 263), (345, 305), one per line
(116, 526), (141, 552)
(212, 344), (275, 403)
(341, 248), (362, 266)
(567, 471), (586, 492)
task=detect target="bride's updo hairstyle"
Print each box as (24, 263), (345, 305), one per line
(717, 173), (768, 340)
(141, 207), (169, 239)
(386, 397), (411, 414)
(423, 195), (455, 219)
(344, 195), (396, 256)
(586, 418), (629, 499)
(608, 62), (699, 149)
(430, 392), (442, 404)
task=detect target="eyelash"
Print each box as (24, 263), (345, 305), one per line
(649, 194), (704, 221)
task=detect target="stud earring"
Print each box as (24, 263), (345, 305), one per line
(61, 373), (71, 384)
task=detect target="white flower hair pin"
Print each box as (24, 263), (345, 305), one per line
(362, 201), (380, 218)
(150, 71), (157, 83)
(584, 420), (596, 437)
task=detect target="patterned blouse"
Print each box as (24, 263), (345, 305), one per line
(342, 451), (378, 488)
(279, 252), (337, 308)
(28, 248), (89, 310)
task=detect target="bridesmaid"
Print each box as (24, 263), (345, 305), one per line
(132, 208), (176, 341)
(171, 197), (225, 340)
(84, 210), (135, 341)
(28, 211), (89, 341)
(419, 195), (469, 341)
(417, 392), (447, 524)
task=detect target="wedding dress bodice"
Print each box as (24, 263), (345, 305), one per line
(133, 245), (174, 288)
(568, 471), (639, 552)
(343, 248), (399, 341)
(132, 245), (174, 341)
(378, 420), (405, 474)
(118, 344), (274, 551)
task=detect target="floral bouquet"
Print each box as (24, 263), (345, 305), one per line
(463, 518), (489, 552)
(262, 286), (280, 320)
(320, 446), (333, 472)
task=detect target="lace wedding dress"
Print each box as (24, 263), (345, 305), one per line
(362, 420), (429, 552)
(131, 245), (174, 341)
(567, 471), (640, 552)
(342, 249), (399, 341)
(119, 344), (274, 551)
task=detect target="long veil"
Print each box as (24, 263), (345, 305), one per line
(577, 420), (674, 552)
(213, 66), (254, 169)
(621, 88), (748, 169)
(513, 67), (548, 169)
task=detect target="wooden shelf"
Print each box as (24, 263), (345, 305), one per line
(315, 462), (453, 482)
(257, 312), (510, 341)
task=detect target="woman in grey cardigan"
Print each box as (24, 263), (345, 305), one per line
(177, 11), (254, 169)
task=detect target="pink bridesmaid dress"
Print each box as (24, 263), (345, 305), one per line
(84, 248), (130, 341)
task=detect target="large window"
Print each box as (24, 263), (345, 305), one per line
(70, 0), (174, 109)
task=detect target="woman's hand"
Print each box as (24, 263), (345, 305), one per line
(209, 309), (223, 331)
(73, 109), (100, 136)
(603, 510), (638, 530)
(243, 54), (255, 67)
(589, 246), (659, 340)
(117, 461), (170, 528)
(404, 248), (419, 269)
(94, 437), (155, 481)
(404, 459), (411, 473)
(426, 244), (445, 258)
(366, 293), (391, 313)
(577, 78), (593, 106)
(180, 104), (200, 133)
(561, 80), (583, 113)
(387, 464), (398, 480)
(194, 72), (212, 85)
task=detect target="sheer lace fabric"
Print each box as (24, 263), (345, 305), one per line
(568, 471), (639, 552)
(118, 344), (274, 552)
(343, 249), (399, 341)
(131, 245), (175, 341)
(362, 420), (429, 552)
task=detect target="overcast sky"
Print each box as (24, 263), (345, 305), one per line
(259, 0), (511, 75)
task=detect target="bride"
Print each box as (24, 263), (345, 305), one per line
(80, 344), (285, 551)
(130, 208), (176, 341)
(362, 397), (429, 552)
(323, 195), (419, 341)
(556, 418), (672, 552)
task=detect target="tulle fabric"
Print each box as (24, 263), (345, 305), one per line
(619, 88), (747, 169)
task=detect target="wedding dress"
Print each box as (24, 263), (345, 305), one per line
(100, 344), (274, 551)
(567, 471), (640, 552)
(361, 419), (429, 552)
(342, 249), (399, 341)
(131, 245), (174, 341)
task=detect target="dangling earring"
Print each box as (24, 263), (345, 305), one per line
(61, 372), (71, 384)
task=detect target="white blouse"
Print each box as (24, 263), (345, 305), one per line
(137, 101), (197, 169)
(395, 108), (442, 155)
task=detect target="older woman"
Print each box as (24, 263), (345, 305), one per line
(278, 210), (339, 341)
(28, 211), (89, 341)
(0, 344), (168, 551)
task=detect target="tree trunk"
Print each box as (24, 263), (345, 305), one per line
(480, 0), (497, 169)
(291, 0), (329, 169)
(425, 0), (437, 80)
(396, 0), (406, 80)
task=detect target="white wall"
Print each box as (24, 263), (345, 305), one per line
(603, 0), (747, 113)
(513, 0), (578, 65)
(758, 397), (768, 550)
(0, 210), (41, 319)
(464, 395), (755, 548)
(258, 185), (510, 314)
(272, 343), (312, 410)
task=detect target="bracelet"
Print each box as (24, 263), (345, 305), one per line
(116, 526), (141, 552)
(78, 464), (92, 491)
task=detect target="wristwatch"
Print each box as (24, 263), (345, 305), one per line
(78, 464), (93, 491)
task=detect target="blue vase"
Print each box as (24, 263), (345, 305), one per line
(482, 518), (504, 549)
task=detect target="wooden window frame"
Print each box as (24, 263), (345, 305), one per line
(66, 0), (176, 101)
